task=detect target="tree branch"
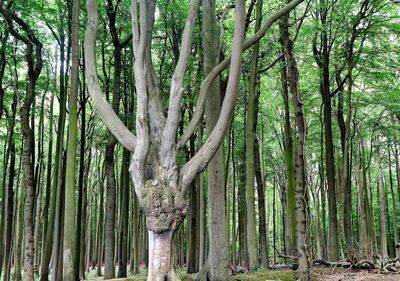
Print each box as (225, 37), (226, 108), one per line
(177, 0), (305, 148)
(160, 0), (200, 171)
(180, 0), (246, 190)
(84, 0), (136, 152)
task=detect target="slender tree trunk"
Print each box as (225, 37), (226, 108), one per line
(314, 0), (339, 260)
(44, 33), (66, 281)
(77, 66), (89, 279)
(281, 12), (310, 280)
(3, 140), (15, 281)
(255, 138), (269, 268)
(15, 170), (25, 281)
(118, 148), (130, 277)
(355, 149), (368, 258)
(198, 127), (206, 270)
(187, 127), (199, 273)
(377, 154), (388, 258)
(244, 0), (263, 270)
(63, 0), (79, 279)
(231, 130), (237, 270)
(388, 143), (398, 258)
(280, 36), (296, 257)
(97, 166), (105, 277)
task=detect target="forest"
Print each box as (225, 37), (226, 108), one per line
(0, 0), (399, 280)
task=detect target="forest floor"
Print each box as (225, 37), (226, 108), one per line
(311, 267), (400, 281)
(85, 268), (400, 281)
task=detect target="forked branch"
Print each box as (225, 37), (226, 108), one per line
(177, 0), (305, 148)
(84, 0), (136, 152)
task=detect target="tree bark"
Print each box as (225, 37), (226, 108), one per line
(3, 134), (16, 281)
(377, 154), (388, 258)
(202, 0), (229, 278)
(313, 0), (339, 260)
(245, 0), (262, 270)
(281, 11), (310, 280)
(63, 0), (79, 278)
(355, 148), (369, 258)
(255, 138), (269, 268)
(280, 32), (296, 257)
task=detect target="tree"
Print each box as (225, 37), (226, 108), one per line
(0, 4), (43, 281)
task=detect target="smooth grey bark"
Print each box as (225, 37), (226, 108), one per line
(245, 0), (263, 270)
(0, 7), (43, 281)
(281, 10), (310, 280)
(201, 0), (229, 279)
(63, 0), (79, 279)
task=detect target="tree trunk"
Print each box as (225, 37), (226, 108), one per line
(355, 150), (369, 258)
(314, 0), (339, 260)
(388, 143), (398, 258)
(281, 11), (310, 280)
(147, 231), (179, 281)
(3, 141), (15, 281)
(42, 33), (66, 281)
(377, 154), (388, 258)
(202, 0), (229, 278)
(280, 35), (296, 257)
(255, 138), (269, 268)
(15, 171), (25, 281)
(118, 148), (130, 277)
(63, 0), (79, 278)
(97, 166), (105, 276)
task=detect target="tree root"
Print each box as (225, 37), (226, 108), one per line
(313, 256), (400, 273)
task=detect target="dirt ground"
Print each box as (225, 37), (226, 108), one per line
(313, 268), (400, 281)
(85, 267), (400, 281)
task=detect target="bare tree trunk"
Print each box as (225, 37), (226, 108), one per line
(255, 138), (269, 268)
(231, 130), (237, 270)
(377, 154), (388, 258)
(15, 168), (24, 281)
(388, 143), (398, 258)
(201, 0), (229, 278)
(43, 31), (66, 281)
(4, 135), (16, 281)
(280, 34), (296, 257)
(313, 0), (339, 261)
(118, 148), (130, 277)
(244, 0), (263, 270)
(97, 165), (105, 277)
(355, 149), (368, 258)
(281, 11), (310, 280)
(63, 0), (79, 278)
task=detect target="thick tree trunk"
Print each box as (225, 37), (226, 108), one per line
(147, 231), (179, 281)
(202, 0), (229, 278)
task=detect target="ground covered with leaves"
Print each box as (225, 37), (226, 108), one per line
(85, 268), (400, 281)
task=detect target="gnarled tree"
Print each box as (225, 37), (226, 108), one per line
(84, 0), (304, 279)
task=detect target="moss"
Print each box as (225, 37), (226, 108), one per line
(229, 270), (296, 281)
